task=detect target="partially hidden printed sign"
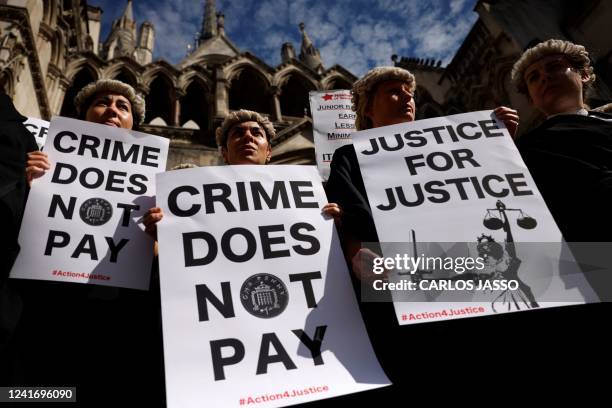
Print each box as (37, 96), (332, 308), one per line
(11, 116), (169, 290)
(309, 90), (355, 181)
(24, 117), (50, 149)
(353, 110), (598, 324)
(156, 165), (389, 408)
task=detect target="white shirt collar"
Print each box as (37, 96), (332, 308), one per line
(547, 108), (588, 119)
(547, 107), (612, 123)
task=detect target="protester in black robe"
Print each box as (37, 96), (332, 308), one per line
(511, 39), (612, 243)
(0, 89), (38, 383)
(511, 39), (612, 300)
(325, 63), (608, 396)
(13, 80), (165, 406)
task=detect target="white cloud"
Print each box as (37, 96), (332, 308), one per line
(410, 16), (476, 64)
(262, 30), (286, 50)
(216, 0), (254, 35)
(319, 37), (370, 75)
(374, 0), (421, 19)
(450, 0), (469, 15)
(287, 0), (311, 24)
(253, 0), (289, 28)
(138, 3), (200, 62)
(93, 0), (479, 75)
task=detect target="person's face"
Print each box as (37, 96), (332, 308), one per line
(524, 54), (588, 116)
(222, 121), (271, 165)
(85, 91), (134, 129)
(365, 79), (415, 129)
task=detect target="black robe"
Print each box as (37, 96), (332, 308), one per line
(516, 112), (612, 242)
(0, 90), (38, 280)
(517, 112), (612, 301)
(323, 131), (612, 393)
(0, 90), (38, 383)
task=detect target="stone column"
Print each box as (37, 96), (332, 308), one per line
(173, 90), (184, 127)
(215, 68), (229, 117)
(269, 85), (282, 122)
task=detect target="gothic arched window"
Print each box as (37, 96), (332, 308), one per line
(113, 68), (137, 88)
(280, 74), (313, 117)
(229, 68), (270, 114)
(145, 74), (174, 125)
(180, 80), (211, 145)
(326, 77), (352, 91)
(60, 66), (98, 118)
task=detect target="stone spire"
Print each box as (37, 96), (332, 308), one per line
(281, 42), (296, 63)
(200, 0), (218, 42)
(114, 0), (136, 35)
(180, 1), (239, 66)
(216, 12), (225, 36)
(121, 0), (134, 23)
(136, 21), (155, 65)
(103, 0), (137, 59)
(298, 22), (323, 73)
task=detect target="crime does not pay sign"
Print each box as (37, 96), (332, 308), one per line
(11, 116), (169, 290)
(156, 165), (389, 408)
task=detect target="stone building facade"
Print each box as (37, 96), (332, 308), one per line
(0, 0), (355, 168)
(2, 0), (611, 167)
(394, 0), (612, 135)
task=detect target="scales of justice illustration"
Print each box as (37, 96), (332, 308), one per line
(395, 200), (539, 311)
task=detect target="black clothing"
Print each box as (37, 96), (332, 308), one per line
(516, 112), (612, 243)
(326, 144), (379, 244)
(517, 112), (612, 300)
(325, 138), (611, 390)
(0, 90), (37, 281)
(0, 90), (38, 383)
(1, 93), (165, 403)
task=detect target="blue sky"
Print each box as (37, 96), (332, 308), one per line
(89, 0), (478, 76)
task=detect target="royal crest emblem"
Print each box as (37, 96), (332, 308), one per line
(240, 273), (288, 318)
(79, 198), (113, 226)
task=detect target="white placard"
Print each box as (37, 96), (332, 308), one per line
(156, 165), (389, 408)
(353, 110), (597, 324)
(23, 117), (50, 149)
(309, 90), (355, 181)
(11, 116), (169, 290)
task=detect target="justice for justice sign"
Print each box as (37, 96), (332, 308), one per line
(156, 165), (388, 408)
(309, 90), (355, 181)
(353, 110), (596, 324)
(11, 116), (169, 290)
